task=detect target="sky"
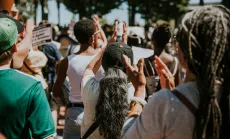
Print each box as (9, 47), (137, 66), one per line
(36, 0), (222, 26)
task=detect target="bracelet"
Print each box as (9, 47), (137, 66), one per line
(130, 100), (144, 108)
(131, 97), (147, 106)
(128, 100), (143, 117)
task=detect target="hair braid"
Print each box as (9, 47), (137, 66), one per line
(177, 5), (230, 139)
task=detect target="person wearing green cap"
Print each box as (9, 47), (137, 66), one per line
(0, 16), (55, 138)
(0, 9), (35, 70)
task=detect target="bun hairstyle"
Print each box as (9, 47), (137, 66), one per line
(177, 5), (230, 139)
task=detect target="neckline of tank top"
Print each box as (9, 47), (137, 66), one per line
(72, 53), (97, 57)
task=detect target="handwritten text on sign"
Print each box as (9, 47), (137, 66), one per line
(32, 24), (52, 46)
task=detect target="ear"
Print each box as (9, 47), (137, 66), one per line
(88, 35), (94, 45)
(13, 44), (17, 52)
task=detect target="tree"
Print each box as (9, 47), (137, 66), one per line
(127, 0), (140, 26)
(127, 0), (188, 26)
(57, 0), (61, 25)
(223, 0), (230, 9)
(40, 0), (48, 20)
(200, 0), (204, 6)
(62, 0), (124, 19)
(34, 0), (38, 25)
(15, 0), (34, 22)
(138, 0), (189, 21)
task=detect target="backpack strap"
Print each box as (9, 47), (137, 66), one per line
(81, 116), (102, 139)
(171, 89), (197, 115)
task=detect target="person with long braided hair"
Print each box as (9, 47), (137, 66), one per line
(81, 22), (141, 139)
(122, 5), (230, 139)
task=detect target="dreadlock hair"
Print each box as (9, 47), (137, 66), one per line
(95, 42), (133, 139)
(177, 5), (230, 139)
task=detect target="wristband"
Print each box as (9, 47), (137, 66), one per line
(131, 97), (147, 106)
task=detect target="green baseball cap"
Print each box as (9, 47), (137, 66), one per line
(0, 18), (18, 54)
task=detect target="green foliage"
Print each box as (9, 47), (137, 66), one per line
(15, 0), (34, 21)
(138, 0), (189, 21)
(62, 0), (124, 19)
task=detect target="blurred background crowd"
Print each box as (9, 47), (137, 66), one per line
(0, 0), (229, 139)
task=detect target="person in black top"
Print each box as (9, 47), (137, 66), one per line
(144, 23), (181, 98)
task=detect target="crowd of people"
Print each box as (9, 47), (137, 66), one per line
(0, 3), (230, 139)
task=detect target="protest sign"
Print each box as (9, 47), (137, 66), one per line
(32, 24), (52, 46)
(132, 46), (154, 64)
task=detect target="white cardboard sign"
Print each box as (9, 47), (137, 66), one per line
(32, 24), (52, 46)
(132, 46), (154, 64)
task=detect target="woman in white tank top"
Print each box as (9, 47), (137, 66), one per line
(67, 54), (103, 103)
(53, 18), (106, 139)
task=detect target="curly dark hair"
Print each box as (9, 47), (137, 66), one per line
(152, 23), (171, 49)
(74, 19), (96, 44)
(177, 5), (230, 139)
(95, 68), (129, 139)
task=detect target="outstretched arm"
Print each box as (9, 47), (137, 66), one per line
(93, 14), (108, 48)
(13, 20), (34, 69)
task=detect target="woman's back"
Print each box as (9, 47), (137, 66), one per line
(67, 54), (104, 103)
(123, 82), (199, 139)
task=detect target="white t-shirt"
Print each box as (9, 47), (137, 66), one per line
(81, 74), (135, 139)
(122, 82), (199, 139)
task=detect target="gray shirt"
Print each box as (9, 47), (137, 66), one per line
(122, 82), (199, 139)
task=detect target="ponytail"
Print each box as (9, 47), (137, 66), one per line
(95, 68), (129, 139)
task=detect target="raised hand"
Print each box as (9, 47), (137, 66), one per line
(155, 56), (175, 90)
(11, 4), (19, 20)
(122, 22), (127, 44)
(123, 55), (146, 99)
(25, 19), (35, 34)
(93, 14), (100, 29)
(107, 20), (118, 44)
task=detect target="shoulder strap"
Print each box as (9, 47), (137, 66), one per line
(23, 61), (38, 75)
(144, 58), (155, 77)
(170, 57), (178, 76)
(81, 116), (102, 139)
(171, 90), (196, 115)
(68, 45), (73, 56)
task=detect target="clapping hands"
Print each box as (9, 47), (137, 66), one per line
(108, 21), (127, 45)
(93, 14), (100, 29)
(155, 56), (175, 90)
(123, 55), (146, 99)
